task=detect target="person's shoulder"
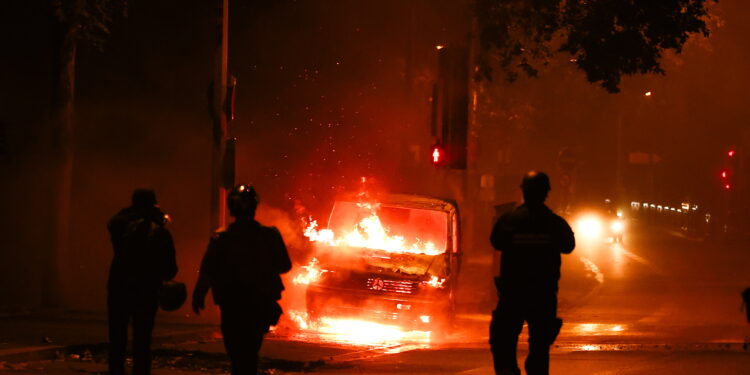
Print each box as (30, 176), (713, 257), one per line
(547, 209), (572, 228)
(259, 224), (282, 236)
(211, 226), (229, 240)
(108, 207), (134, 225)
(502, 205), (528, 219)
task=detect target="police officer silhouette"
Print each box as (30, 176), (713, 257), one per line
(107, 189), (178, 375)
(489, 172), (575, 375)
(193, 185), (292, 375)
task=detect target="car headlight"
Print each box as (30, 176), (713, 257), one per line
(611, 220), (624, 233)
(577, 216), (603, 238)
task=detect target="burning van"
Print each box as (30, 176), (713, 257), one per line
(294, 194), (461, 331)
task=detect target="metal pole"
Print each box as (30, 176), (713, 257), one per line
(210, 0), (229, 232)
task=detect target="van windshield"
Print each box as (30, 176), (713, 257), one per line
(328, 201), (449, 254)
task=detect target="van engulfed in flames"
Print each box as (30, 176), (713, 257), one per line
(289, 194), (461, 345)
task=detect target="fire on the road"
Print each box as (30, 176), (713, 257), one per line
(286, 310), (431, 347)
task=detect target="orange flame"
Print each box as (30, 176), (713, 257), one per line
(303, 204), (442, 256)
(287, 310), (431, 346)
(292, 257), (326, 286)
(425, 275), (446, 288)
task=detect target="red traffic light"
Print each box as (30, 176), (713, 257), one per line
(724, 184), (732, 190)
(728, 150), (736, 157)
(432, 146), (443, 164)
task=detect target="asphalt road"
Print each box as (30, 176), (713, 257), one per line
(262, 219), (750, 373)
(2, 220), (749, 374)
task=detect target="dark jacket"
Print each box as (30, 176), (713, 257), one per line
(194, 219), (292, 307)
(107, 206), (178, 292)
(490, 203), (575, 292)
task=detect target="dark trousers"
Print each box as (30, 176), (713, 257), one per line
(489, 290), (560, 375)
(220, 305), (267, 375)
(108, 289), (159, 375)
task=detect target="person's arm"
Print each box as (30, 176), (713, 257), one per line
(490, 215), (512, 251)
(162, 230), (178, 281)
(107, 215), (125, 252)
(556, 218), (575, 254)
(192, 236), (219, 314)
(269, 227), (292, 274)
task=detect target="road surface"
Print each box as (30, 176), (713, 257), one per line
(2, 220), (749, 374)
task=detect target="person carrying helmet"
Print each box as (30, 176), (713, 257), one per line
(489, 172), (575, 375)
(107, 189), (178, 375)
(192, 185), (292, 375)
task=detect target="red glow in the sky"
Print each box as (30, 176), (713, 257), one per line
(721, 171), (728, 178)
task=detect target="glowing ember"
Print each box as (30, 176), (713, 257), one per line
(303, 204), (442, 256)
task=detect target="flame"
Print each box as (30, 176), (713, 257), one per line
(303, 205), (442, 256)
(288, 199), (446, 347)
(424, 275), (446, 288)
(316, 317), (431, 346)
(287, 310), (310, 330)
(286, 310), (431, 346)
(293, 257), (325, 286)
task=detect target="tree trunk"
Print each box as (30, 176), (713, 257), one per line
(44, 6), (80, 308)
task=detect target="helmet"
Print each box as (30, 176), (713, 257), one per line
(520, 171), (551, 203)
(227, 184), (259, 217)
(132, 189), (157, 209)
(159, 280), (187, 311)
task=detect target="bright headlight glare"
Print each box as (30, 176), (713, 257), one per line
(577, 216), (603, 238)
(611, 220), (624, 233)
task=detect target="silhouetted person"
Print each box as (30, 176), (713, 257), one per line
(107, 189), (178, 375)
(489, 172), (575, 375)
(193, 185), (292, 375)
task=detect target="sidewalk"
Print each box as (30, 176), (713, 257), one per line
(0, 310), (214, 363)
(0, 310), (350, 374)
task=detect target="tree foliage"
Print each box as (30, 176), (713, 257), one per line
(53, 0), (128, 50)
(476, 0), (716, 92)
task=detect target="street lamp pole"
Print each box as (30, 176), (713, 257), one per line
(210, 0), (229, 232)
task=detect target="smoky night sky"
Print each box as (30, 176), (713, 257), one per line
(2, 0), (750, 313)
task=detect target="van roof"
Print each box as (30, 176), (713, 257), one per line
(337, 193), (457, 213)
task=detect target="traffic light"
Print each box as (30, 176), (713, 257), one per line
(721, 148), (739, 190)
(720, 169), (731, 190)
(431, 145), (446, 165)
(431, 46), (469, 169)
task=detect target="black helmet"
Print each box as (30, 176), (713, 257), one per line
(132, 189), (157, 209)
(520, 171), (551, 204)
(227, 184), (259, 217)
(159, 281), (187, 311)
